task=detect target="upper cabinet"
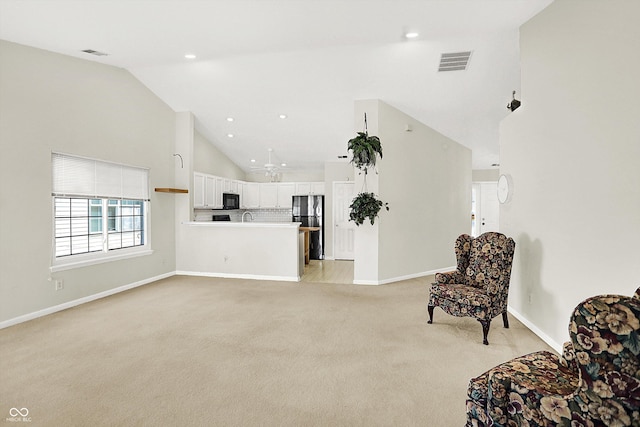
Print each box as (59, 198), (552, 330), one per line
(194, 172), (219, 208)
(276, 183), (295, 208)
(194, 172), (236, 209)
(194, 172), (205, 208)
(223, 179), (239, 194)
(242, 182), (260, 209)
(295, 182), (325, 195)
(259, 183), (278, 208)
(195, 172), (324, 209)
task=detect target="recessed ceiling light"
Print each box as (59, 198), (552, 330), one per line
(405, 32), (419, 39)
(227, 133), (234, 138)
(226, 117), (234, 122)
(250, 159), (256, 163)
(279, 114), (287, 119)
(281, 163), (287, 167)
(184, 54), (196, 59)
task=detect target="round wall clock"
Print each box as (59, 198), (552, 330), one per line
(497, 174), (513, 204)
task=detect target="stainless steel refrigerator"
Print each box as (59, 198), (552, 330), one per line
(292, 195), (324, 260)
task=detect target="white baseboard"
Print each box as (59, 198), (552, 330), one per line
(0, 272), (175, 330)
(175, 270), (300, 282)
(507, 305), (563, 354)
(353, 266), (455, 285)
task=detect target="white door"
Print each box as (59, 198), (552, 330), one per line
(333, 182), (355, 260)
(479, 182), (500, 233)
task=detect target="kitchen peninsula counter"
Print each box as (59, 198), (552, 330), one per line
(176, 221), (303, 281)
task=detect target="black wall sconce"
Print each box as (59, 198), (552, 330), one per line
(507, 90), (521, 112)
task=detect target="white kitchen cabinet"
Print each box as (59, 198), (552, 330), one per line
(193, 172), (218, 208)
(277, 183), (295, 208)
(223, 178), (239, 194)
(243, 183), (260, 208)
(205, 175), (217, 207)
(295, 182), (310, 195)
(259, 183), (278, 208)
(193, 173), (205, 208)
(310, 182), (325, 195)
(295, 182), (325, 195)
(214, 177), (224, 209)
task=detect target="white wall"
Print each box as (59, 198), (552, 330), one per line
(472, 169), (499, 182)
(500, 0), (640, 349)
(353, 100), (471, 284)
(0, 41), (177, 323)
(194, 130), (246, 181)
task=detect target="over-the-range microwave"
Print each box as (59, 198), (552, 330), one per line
(222, 193), (240, 210)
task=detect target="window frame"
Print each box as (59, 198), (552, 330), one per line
(51, 197), (152, 272)
(50, 153), (152, 272)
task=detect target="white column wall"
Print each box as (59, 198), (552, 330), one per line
(353, 100), (471, 284)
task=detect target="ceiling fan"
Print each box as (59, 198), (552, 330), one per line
(250, 148), (287, 181)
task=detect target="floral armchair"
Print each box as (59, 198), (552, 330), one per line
(466, 288), (640, 427)
(428, 232), (516, 345)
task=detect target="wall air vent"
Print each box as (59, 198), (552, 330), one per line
(438, 51), (472, 72)
(81, 49), (109, 57)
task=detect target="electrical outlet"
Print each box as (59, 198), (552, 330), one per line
(54, 279), (64, 291)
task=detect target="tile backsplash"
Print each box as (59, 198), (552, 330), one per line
(194, 208), (292, 223)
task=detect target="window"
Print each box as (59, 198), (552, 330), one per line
(54, 198), (145, 257)
(51, 153), (150, 270)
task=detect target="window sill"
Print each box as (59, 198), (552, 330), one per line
(50, 248), (154, 272)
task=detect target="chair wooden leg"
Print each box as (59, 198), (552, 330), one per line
(502, 311), (509, 328)
(479, 319), (491, 345)
(427, 305), (434, 324)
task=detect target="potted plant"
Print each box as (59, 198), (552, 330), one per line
(347, 113), (389, 226)
(347, 131), (383, 172)
(349, 192), (389, 226)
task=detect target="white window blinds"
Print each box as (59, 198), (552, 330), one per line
(52, 152), (149, 200)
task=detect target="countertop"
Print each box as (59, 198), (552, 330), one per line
(184, 221), (301, 229)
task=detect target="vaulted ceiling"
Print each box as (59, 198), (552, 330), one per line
(0, 0), (553, 174)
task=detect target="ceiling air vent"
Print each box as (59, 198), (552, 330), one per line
(438, 51), (472, 72)
(81, 49), (109, 57)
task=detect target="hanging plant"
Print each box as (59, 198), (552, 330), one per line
(347, 113), (389, 226)
(349, 192), (389, 226)
(347, 132), (383, 172)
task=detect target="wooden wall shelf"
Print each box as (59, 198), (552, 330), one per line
(154, 188), (188, 193)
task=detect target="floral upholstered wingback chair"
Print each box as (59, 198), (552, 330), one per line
(466, 287), (640, 427)
(428, 232), (516, 345)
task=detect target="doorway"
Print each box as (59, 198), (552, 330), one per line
(471, 182), (499, 236)
(333, 181), (355, 260)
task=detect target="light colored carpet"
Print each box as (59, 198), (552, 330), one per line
(0, 275), (554, 426)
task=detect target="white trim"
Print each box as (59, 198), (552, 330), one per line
(352, 266), (455, 285)
(507, 305), (563, 354)
(50, 249), (153, 272)
(176, 270), (300, 282)
(0, 272), (174, 330)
